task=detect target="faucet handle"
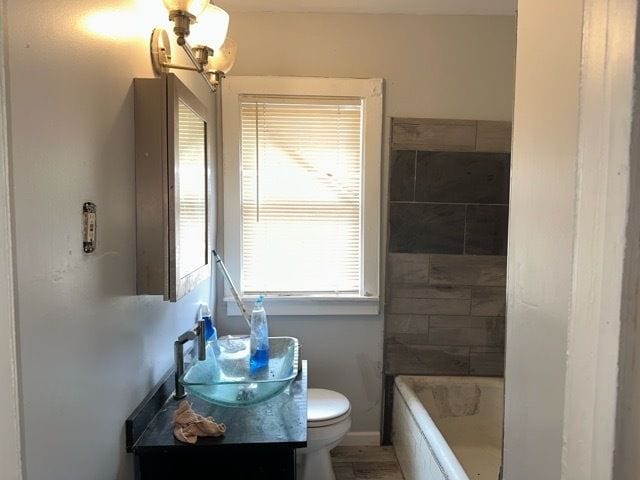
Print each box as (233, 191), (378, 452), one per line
(196, 319), (206, 361)
(174, 322), (206, 400)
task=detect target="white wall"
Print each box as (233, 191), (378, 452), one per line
(6, 1), (216, 479)
(218, 12), (516, 433)
(504, 1), (584, 478)
(226, 13), (515, 120)
(216, 0), (518, 16)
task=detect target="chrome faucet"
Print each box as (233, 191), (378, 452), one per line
(174, 319), (206, 399)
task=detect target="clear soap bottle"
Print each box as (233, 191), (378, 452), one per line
(249, 295), (269, 372)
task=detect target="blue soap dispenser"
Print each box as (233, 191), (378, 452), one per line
(200, 304), (220, 357)
(249, 295), (269, 372)
(200, 304), (214, 340)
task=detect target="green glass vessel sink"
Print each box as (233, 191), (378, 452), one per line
(180, 336), (300, 407)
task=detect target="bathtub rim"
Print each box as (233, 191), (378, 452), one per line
(394, 375), (470, 480)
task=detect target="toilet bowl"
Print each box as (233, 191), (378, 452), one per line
(297, 388), (352, 480)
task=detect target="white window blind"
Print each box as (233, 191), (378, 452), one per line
(240, 96), (364, 294)
(177, 101), (207, 279)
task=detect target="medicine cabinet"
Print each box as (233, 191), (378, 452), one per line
(134, 73), (210, 302)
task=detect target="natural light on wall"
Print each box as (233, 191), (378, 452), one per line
(240, 97), (364, 294)
(82, 0), (170, 40)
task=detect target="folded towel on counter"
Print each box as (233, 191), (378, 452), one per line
(172, 400), (226, 444)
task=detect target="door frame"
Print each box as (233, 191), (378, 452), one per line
(0, 1), (23, 478)
(561, 0), (639, 478)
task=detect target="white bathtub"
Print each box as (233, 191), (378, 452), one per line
(392, 376), (504, 480)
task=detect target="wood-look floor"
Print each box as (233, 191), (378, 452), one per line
(331, 446), (405, 480)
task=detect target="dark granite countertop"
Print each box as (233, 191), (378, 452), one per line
(127, 361), (307, 453)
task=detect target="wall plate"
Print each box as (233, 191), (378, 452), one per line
(83, 202), (96, 253)
(150, 29), (172, 75)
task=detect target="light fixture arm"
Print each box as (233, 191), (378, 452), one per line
(179, 40), (217, 93)
(150, 28), (219, 93)
(160, 62), (198, 72)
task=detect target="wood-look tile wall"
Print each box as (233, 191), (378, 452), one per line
(384, 118), (511, 377)
(385, 253), (506, 375)
(391, 118), (512, 153)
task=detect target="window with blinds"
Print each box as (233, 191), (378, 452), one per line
(240, 96), (364, 295)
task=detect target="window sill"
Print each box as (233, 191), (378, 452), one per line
(224, 295), (380, 316)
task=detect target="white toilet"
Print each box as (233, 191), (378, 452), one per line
(297, 388), (352, 480)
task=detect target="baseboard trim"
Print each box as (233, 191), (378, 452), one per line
(340, 431), (381, 446)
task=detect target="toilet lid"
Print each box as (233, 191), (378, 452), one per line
(307, 388), (351, 426)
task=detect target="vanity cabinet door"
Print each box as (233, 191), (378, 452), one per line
(135, 73), (211, 302)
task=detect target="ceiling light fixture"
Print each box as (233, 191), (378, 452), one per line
(150, 1), (236, 93)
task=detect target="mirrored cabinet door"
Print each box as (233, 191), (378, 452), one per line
(168, 78), (210, 301)
(135, 73), (211, 302)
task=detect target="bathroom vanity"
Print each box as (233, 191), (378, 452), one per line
(126, 361), (307, 479)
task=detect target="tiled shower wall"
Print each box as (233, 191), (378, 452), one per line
(384, 118), (511, 378)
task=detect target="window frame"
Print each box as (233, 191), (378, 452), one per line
(221, 76), (383, 316)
